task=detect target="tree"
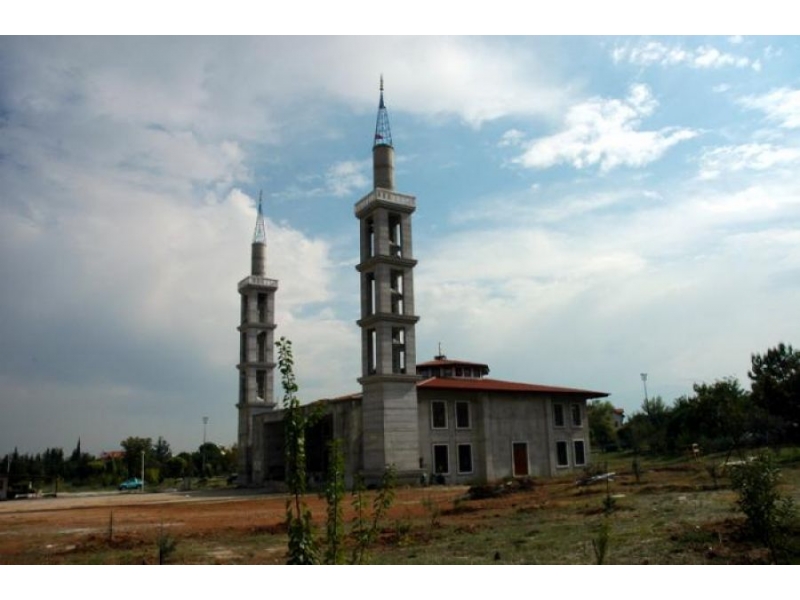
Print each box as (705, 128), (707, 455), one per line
(163, 456), (188, 479)
(277, 337), (319, 565)
(42, 448), (65, 481)
(153, 436), (172, 465)
(620, 396), (670, 454)
(692, 378), (755, 454)
(120, 437), (152, 479)
(729, 452), (796, 563)
(749, 343), (800, 443)
(198, 442), (224, 477)
(588, 400), (618, 451)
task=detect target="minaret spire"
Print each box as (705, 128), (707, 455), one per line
(251, 190), (267, 276)
(374, 75), (393, 148)
(373, 76), (395, 189)
(253, 190), (267, 244)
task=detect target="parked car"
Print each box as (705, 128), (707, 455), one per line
(118, 478), (143, 491)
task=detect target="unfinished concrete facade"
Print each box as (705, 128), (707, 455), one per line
(354, 78), (422, 484)
(245, 81), (608, 487)
(236, 194), (278, 484)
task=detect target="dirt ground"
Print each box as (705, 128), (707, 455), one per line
(0, 485), (468, 564)
(4, 459), (797, 564)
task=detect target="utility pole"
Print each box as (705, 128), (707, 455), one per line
(640, 373), (649, 402)
(202, 416), (209, 477)
(141, 450), (145, 494)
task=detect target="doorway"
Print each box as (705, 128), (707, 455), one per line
(512, 442), (529, 477)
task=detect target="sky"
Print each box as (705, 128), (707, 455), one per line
(2, 34), (800, 456)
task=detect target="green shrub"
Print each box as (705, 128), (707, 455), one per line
(729, 452), (796, 562)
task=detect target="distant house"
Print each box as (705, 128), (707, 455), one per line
(612, 408), (625, 429)
(100, 451), (125, 462)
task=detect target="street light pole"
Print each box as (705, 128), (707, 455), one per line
(202, 416), (209, 477)
(141, 450), (145, 494)
(640, 373), (649, 402)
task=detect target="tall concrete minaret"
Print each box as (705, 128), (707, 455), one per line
(355, 78), (421, 483)
(236, 192), (278, 484)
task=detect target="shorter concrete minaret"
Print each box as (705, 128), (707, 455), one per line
(236, 192), (278, 484)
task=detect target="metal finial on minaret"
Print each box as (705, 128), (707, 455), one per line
(374, 75), (393, 149)
(253, 190), (267, 244)
(373, 76), (395, 189)
(251, 190), (267, 276)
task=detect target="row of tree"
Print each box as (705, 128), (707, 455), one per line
(589, 343), (800, 455)
(3, 436), (237, 489)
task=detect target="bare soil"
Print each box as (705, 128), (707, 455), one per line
(2, 456), (798, 564)
(0, 486), (464, 564)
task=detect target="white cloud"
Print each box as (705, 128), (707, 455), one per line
(498, 128), (525, 147)
(415, 175), (800, 407)
(325, 159), (370, 197)
(741, 87), (800, 129)
(699, 143), (800, 179)
(612, 41), (760, 70)
(764, 45), (783, 59)
(515, 84), (697, 172)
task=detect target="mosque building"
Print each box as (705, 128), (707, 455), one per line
(236, 80), (608, 487)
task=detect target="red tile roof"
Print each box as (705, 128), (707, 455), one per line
(310, 377), (608, 405)
(417, 376), (608, 398)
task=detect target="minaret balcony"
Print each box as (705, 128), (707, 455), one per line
(236, 361), (277, 371)
(357, 312), (419, 328)
(238, 275), (279, 292)
(354, 189), (416, 217)
(356, 255), (417, 272)
(237, 322), (277, 332)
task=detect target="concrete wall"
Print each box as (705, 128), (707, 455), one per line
(253, 391), (591, 487)
(418, 390), (592, 483)
(362, 380), (420, 482)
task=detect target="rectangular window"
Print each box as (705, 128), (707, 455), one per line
(392, 327), (406, 374)
(455, 401), (471, 429)
(571, 403), (582, 427)
(367, 329), (377, 374)
(556, 441), (569, 467)
(257, 370), (266, 401)
(366, 219), (375, 258)
(431, 401), (447, 429)
(433, 444), (449, 474)
(240, 332), (247, 363)
(367, 273), (376, 315)
(389, 214), (402, 257)
(554, 403), (565, 427)
(573, 440), (586, 466)
(457, 444), (473, 474)
(390, 270), (404, 314)
(257, 293), (267, 323)
(241, 295), (248, 323)
(239, 371), (246, 403)
(257, 332), (267, 363)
